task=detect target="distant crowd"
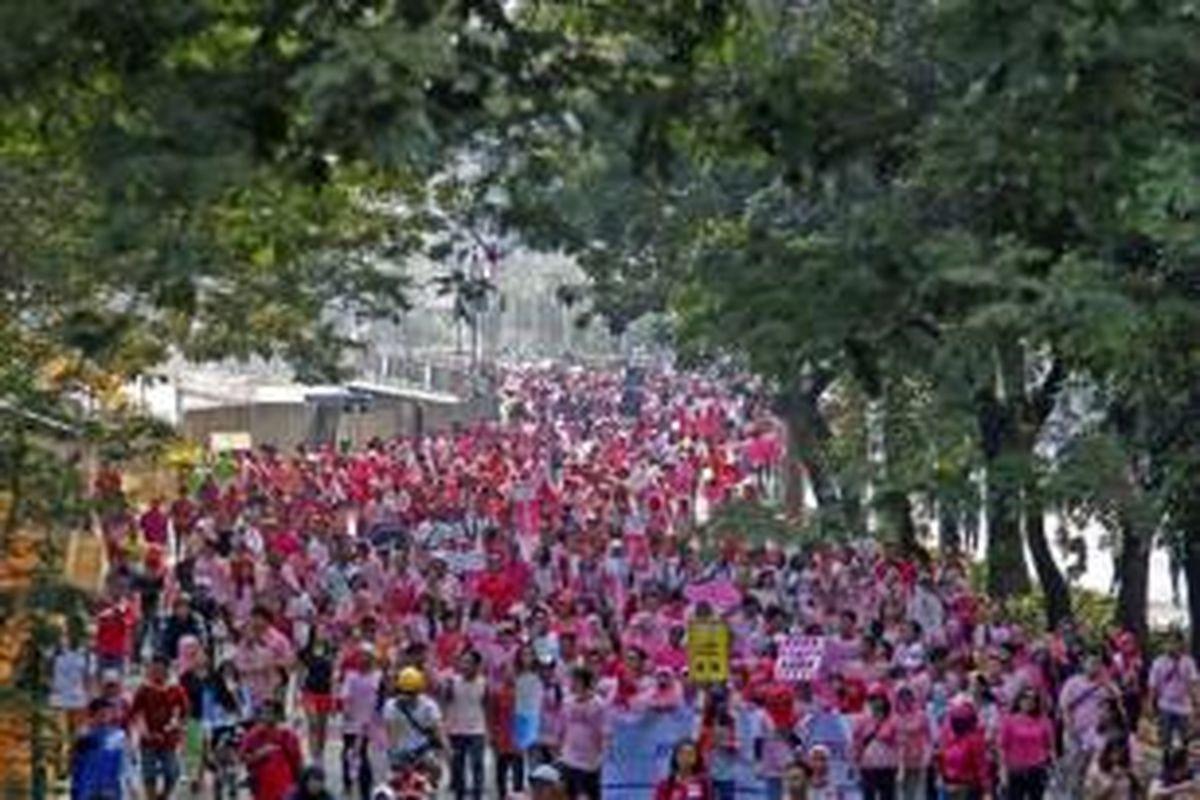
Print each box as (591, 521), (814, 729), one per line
(59, 366), (1199, 800)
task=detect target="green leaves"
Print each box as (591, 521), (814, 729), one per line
(463, 0), (1200, 598)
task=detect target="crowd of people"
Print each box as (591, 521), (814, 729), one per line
(57, 365), (1200, 800)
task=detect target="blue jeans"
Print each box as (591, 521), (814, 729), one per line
(1159, 711), (1190, 750)
(713, 779), (736, 800)
(449, 734), (485, 800)
(764, 776), (784, 800)
(140, 748), (180, 796)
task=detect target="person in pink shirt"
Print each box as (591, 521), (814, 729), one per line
(338, 646), (382, 799)
(853, 685), (900, 800)
(532, 655), (565, 766)
(655, 626), (690, 675)
(235, 606), (296, 709)
(559, 666), (607, 800)
(639, 667), (685, 712)
(998, 687), (1055, 800)
(893, 685), (932, 800)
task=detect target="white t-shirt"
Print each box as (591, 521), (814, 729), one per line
(384, 695), (443, 755)
(443, 675), (487, 736)
(1150, 654), (1199, 715)
(515, 673), (544, 716)
(341, 670), (382, 736)
(49, 649), (90, 710)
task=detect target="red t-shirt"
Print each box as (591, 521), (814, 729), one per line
(95, 605), (134, 659)
(434, 630), (469, 670)
(475, 569), (521, 615)
(240, 725), (302, 800)
(130, 683), (189, 751)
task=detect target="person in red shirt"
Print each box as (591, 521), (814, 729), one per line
(487, 668), (525, 799)
(240, 698), (303, 800)
(434, 610), (469, 671)
(94, 594), (135, 675)
(140, 498), (169, 547)
(937, 699), (992, 800)
(169, 493), (196, 541)
(475, 549), (523, 616)
(129, 655), (190, 800)
(655, 739), (712, 800)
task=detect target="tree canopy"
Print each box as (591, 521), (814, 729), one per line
(3, 0), (1200, 704)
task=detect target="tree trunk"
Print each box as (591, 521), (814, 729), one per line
(984, 466), (1031, 598)
(977, 345), (1034, 599)
(1170, 446), (1200, 660)
(1113, 520), (1151, 647)
(841, 483), (867, 538)
(775, 370), (837, 519)
(938, 498), (961, 555)
(1186, 536), (1200, 664)
(978, 406), (1031, 597)
(1024, 489), (1072, 629)
(780, 409), (810, 520)
(879, 489), (919, 556)
(876, 385), (920, 556)
(895, 493), (919, 556)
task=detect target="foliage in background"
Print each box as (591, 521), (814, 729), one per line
(4, 13), (1200, 793)
(486, 0), (1200, 643)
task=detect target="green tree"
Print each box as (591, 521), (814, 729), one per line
(491, 0), (1200, 637)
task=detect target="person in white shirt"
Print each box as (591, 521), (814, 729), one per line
(383, 667), (446, 779)
(50, 634), (91, 714)
(907, 575), (945, 641)
(441, 650), (488, 800)
(1149, 630), (1199, 751)
(49, 632), (91, 751)
(341, 649), (384, 799)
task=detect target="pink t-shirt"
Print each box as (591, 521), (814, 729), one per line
(998, 713), (1054, 771)
(236, 627), (294, 706)
(853, 714), (899, 770)
(340, 670), (382, 735)
(560, 696), (607, 772)
(894, 710), (932, 769)
(655, 646), (689, 675)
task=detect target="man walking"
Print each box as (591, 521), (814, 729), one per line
(1149, 629), (1199, 750)
(129, 655), (189, 800)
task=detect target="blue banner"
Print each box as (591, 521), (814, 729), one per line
(798, 710), (862, 800)
(602, 707), (767, 799)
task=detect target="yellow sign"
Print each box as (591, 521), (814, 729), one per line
(209, 431), (253, 452)
(687, 622), (731, 684)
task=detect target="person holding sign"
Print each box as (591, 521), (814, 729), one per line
(697, 688), (741, 800)
(687, 615), (732, 686)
